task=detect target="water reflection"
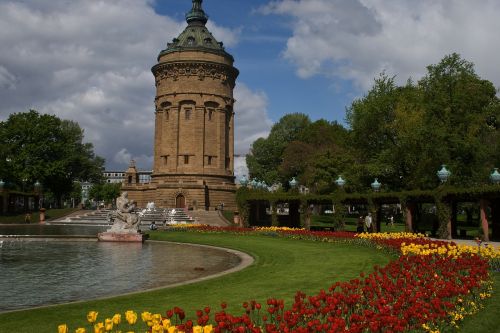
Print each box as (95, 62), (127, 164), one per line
(0, 241), (240, 312)
(0, 224), (108, 236)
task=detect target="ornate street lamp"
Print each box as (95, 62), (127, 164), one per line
(335, 175), (346, 188)
(239, 175), (249, 187)
(490, 168), (500, 184)
(289, 177), (298, 189)
(371, 178), (381, 192)
(34, 180), (43, 209)
(436, 165), (451, 183)
(249, 178), (257, 188)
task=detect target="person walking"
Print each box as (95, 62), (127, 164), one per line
(364, 213), (373, 233)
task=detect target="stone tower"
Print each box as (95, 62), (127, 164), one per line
(123, 0), (239, 210)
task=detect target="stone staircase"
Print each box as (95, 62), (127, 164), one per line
(50, 209), (112, 225)
(190, 210), (231, 226)
(141, 208), (194, 225)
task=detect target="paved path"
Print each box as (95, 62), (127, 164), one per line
(432, 238), (500, 247)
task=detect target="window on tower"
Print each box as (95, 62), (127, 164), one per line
(207, 156), (212, 165)
(185, 108), (191, 120)
(208, 108), (213, 121)
(186, 37), (195, 46)
(184, 155), (190, 164)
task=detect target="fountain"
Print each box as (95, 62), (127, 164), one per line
(98, 192), (147, 242)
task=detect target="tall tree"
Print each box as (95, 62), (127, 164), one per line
(0, 110), (105, 205)
(417, 53), (500, 186)
(246, 113), (310, 184)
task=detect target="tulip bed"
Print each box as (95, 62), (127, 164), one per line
(52, 227), (500, 333)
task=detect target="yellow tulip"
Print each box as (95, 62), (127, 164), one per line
(125, 310), (138, 325)
(87, 311), (99, 324)
(112, 314), (121, 325)
(104, 318), (113, 331)
(203, 325), (213, 333)
(152, 323), (165, 333)
(75, 328), (86, 333)
(192, 325), (203, 333)
(162, 319), (171, 329)
(167, 326), (178, 333)
(94, 322), (104, 333)
(141, 311), (152, 322)
(57, 324), (68, 333)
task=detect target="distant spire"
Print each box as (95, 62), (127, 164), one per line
(186, 0), (208, 26)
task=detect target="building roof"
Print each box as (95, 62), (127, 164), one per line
(157, 0), (234, 61)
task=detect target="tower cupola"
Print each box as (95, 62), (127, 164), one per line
(186, 0), (208, 26)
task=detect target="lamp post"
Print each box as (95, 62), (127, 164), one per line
(289, 177), (298, 190)
(436, 165), (451, 183)
(34, 180), (43, 209)
(239, 175), (249, 187)
(490, 168), (500, 184)
(371, 178), (381, 192)
(335, 175), (346, 188)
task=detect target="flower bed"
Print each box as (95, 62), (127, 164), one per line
(58, 229), (498, 333)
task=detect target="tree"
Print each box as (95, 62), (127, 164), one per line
(346, 54), (500, 190)
(88, 183), (121, 205)
(0, 110), (105, 205)
(246, 113), (311, 184)
(417, 53), (500, 186)
(280, 120), (352, 193)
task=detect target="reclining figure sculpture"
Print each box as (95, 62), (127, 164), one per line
(107, 192), (141, 232)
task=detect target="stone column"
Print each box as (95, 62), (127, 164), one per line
(39, 208), (46, 223)
(405, 203), (414, 232)
(479, 199), (490, 242)
(271, 202), (278, 227)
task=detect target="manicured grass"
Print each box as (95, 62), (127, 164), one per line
(0, 232), (391, 333)
(0, 208), (78, 224)
(460, 272), (500, 333)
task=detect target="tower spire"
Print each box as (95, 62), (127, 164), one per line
(186, 0), (208, 26)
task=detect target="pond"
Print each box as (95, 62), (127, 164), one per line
(0, 224), (108, 236)
(0, 240), (241, 312)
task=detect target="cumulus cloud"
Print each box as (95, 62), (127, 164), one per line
(0, 0), (257, 173)
(234, 83), (273, 179)
(260, 0), (500, 90)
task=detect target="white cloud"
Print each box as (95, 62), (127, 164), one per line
(234, 83), (273, 155)
(234, 83), (273, 179)
(261, 0), (500, 90)
(0, 0), (246, 172)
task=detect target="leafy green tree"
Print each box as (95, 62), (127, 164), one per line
(0, 110), (105, 205)
(280, 120), (352, 193)
(246, 113), (310, 184)
(346, 53), (500, 190)
(417, 53), (500, 186)
(89, 183), (121, 205)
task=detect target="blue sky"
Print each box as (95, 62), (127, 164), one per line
(1, 0), (500, 177)
(153, 0), (355, 124)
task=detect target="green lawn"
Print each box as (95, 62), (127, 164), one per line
(0, 231), (497, 332)
(0, 207), (78, 224)
(0, 232), (390, 333)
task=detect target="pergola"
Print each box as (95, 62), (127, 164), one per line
(238, 185), (500, 241)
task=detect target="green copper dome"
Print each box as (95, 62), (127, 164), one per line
(158, 0), (234, 61)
